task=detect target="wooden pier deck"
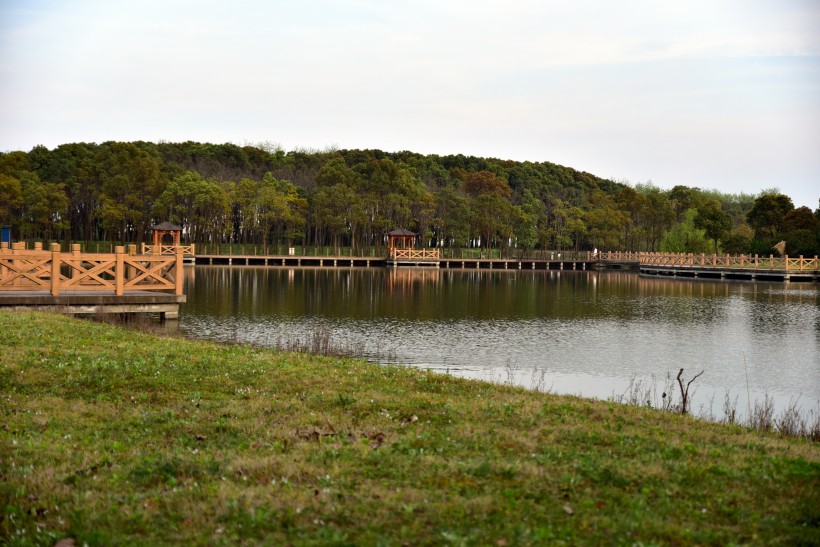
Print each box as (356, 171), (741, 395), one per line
(195, 253), (596, 271)
(0, 291), (186, 319)
(638, 253), (819, 282)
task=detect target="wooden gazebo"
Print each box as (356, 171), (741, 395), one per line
(152, 222), (182, 248)
(386, 228), (439, 267)
(142, 222), (195, 256)
(387, 228), (417, 253)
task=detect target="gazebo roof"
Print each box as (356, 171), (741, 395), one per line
(387, 228), (416, 237)
(152, 222), (182, 232)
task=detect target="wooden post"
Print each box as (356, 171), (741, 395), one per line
(115, 246), (125, 295)
(175, 246), (184, 295)
(50, 243), (61, 296)
(70, 244), (81, 281)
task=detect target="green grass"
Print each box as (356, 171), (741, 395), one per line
(1, 311), (818, 546)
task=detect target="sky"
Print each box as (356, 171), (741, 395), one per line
(1, 0), (818, 208)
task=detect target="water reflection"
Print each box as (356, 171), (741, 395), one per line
(180, 266), (820, 417)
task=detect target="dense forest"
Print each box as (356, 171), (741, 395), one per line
(1, 141), (818, 257)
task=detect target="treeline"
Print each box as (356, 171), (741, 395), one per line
(0, 141), (818, 256)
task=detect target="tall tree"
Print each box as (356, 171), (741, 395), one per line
(746, 194), (794, 240)
(95, 142), (166, 242)
(695, 200), (732, 253)
(0, 174), (22, 225)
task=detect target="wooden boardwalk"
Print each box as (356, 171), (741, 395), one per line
(195, 253), (597, 271)
(596, 251), (819, 282)
(0, 242), (186, 319)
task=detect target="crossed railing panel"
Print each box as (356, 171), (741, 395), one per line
(0, 243), (183, 295)
(141, 243), (195, 256)
(390, 248), (440, 260)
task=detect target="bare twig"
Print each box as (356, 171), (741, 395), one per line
(676, 368), (705, 415)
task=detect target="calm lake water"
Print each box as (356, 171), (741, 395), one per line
(178, 266), (820, 418)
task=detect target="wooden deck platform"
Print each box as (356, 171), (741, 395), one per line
(196, 255), (388, 267)
(0, 291), (186, 319)
(195, 254), (596, 271)
(640, 266), (819, 283)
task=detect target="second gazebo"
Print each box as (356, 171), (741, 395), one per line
(386, 228), (439, 267)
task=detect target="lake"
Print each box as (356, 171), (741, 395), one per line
(178, 266), (820, 419)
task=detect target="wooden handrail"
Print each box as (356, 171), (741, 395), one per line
(596, 251), (819, 272)
(0, 242), (184, 295)
(390, 248), (440, 260)
(141, 243), (195, 256)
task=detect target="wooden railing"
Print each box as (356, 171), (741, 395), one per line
(0, 242), (184, 296)
(597, 251), (819, 272)
(596, 251), (642, 262)
(141, 243), (195, 256)
(390, 248), (441, 260)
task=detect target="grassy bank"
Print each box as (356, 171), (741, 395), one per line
(1, 312), (818, 545)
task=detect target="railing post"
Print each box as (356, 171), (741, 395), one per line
(784, 255), (789, 272)
(50, 243), (61, 296)
(115, 246), (125, 295)
(70, 244), (81, 281)
(0, 242), (5, 278)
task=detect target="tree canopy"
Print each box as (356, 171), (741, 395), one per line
(0, 141), (816, 256)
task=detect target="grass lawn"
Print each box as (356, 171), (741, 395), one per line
(1, 311), (818, 545)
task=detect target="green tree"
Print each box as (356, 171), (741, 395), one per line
(461, 171), (513, 254)
(255, 173), (307, 254)
(584, 191), (629, 250)
(0, 173), (22, 225)
(721, 223), (754, 254)
(18, 172), (69, 241)
(95, 142), (166, 242)
(636, 184), (675, 251)
(154, 171), (229, 244)
(433, 187), (472, 248)
(782, 206), (818, 256)
(660, 208), (710, 253)
(695, 200), (732, 253)
(746, 194), (794, 240)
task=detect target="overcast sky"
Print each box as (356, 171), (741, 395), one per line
(1, 0), (818, 207)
